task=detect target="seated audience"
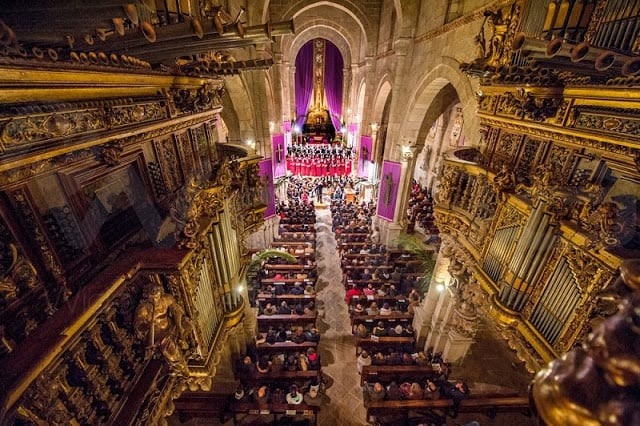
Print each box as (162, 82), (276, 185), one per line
(363, 382), (386, 404)
(303, 382), (323, 407)
(253, 385), (270, 406)
(306, 347), (321, 370)
(366, 302), (379, 315)
(372, 321), (387, 337)
(379, 302), (392, 315)
(441, 379), (470, 416)
(386, 381), (403, 400)
(424, 378), (440, 400)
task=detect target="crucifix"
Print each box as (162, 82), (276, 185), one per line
(383, 172), (394, 206)
(275, 144), (283, 163)
(362, 146), (369, 161)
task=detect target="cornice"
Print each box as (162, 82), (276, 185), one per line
(415, 0), (513, 44)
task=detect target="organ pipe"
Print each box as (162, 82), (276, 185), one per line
(515, 213), (550, 280)
(524, 225), (556, 285)
(509, 206), (544, 275)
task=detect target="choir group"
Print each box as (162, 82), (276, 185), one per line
(286, 143), (353, 177)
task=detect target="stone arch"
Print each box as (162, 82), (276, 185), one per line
(221, 74), (257, 145)
(371, 76), (393, 124)
(400, 57), (478, 152)
(284, 22), (353, 68)
(277, 0), (373, 51)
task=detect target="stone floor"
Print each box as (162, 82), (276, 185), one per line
(177, 205), (537, 426)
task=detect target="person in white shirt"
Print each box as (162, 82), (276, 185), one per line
(357, 350), (372, 374)
(286, 384), (303, 404)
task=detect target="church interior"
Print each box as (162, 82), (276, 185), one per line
(0, 1), (639, 425)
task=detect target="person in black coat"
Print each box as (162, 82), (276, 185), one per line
(441, 379), (470, 417)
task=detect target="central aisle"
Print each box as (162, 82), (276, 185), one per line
(313, 207), (368, 426)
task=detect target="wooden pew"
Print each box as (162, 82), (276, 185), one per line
(279, 231), (316, 239)
(360, 364), (435, 386)
(260, 278), (316, 284)
(173, 391), (231, 423)
(339, 242), (371, 248)
(268, 241), (316, 247)
(279, 224), (314, 231)
(342, 253), (386, 259)
(236, 369), (322, 388)
(230, 402), (319, 425)
(343, 265), (393, 270)
(264, 263), (316, 270)
(257, 293), (316, 302)
(256, 341), (318, 354)
(365, 395), (531, 423)
(350, 312), (413, 328)
(270, 249), (316, 259)
(355, 336), (415, 354)
(257, 312), (318, 327)
(349, 295), (409, 306)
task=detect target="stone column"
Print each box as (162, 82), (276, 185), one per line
(413, 253), (451, 346)
(423, 284), (455, 354)
(289, 65), (296, 126)
(342, 66), (351, 118)
(442, 330), (475, 364)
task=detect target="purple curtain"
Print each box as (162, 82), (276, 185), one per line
(259, 159), (276, 218)
(295, 41), (314, 128)
(324, 41), (343, 131)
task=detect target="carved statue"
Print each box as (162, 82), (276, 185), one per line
(383, 172), (394, 206)
(159, 176), (202, 249)
(531, 260), (640, 426)
(515, 164), (555, 200)
(134, 284), (193, 377)
(492, 164), (516, 200)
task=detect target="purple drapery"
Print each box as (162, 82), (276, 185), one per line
(324, 41), (343, 131)
(259, 159), (276, 218)
(295, 41), (314, 128)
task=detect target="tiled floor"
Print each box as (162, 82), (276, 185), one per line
(313, 208), (368, 425)
(176, 206), (536, 426)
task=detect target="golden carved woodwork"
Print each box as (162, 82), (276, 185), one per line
(170, 82), (225, 115)
(532, 260), (640, 426)
(0, 112), (218, 187)
(499, 88), (562, 122)
(134, 282), (193, 378)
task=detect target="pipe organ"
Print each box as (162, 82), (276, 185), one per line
(483, 224), (521, 283)
(0, 46), (266, 423)
(529, 256), (581, 345)
(441, 0), (640, 374)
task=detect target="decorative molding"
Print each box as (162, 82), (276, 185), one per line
(569, 106), (640, 140)
(170, 82), (225, 115)
(415, 0), (514, 45)
(498, 88), (562, 122)
(0, 100), (167, 153)
(480, 116), (640, 162)
(0, 115), (215, 188)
